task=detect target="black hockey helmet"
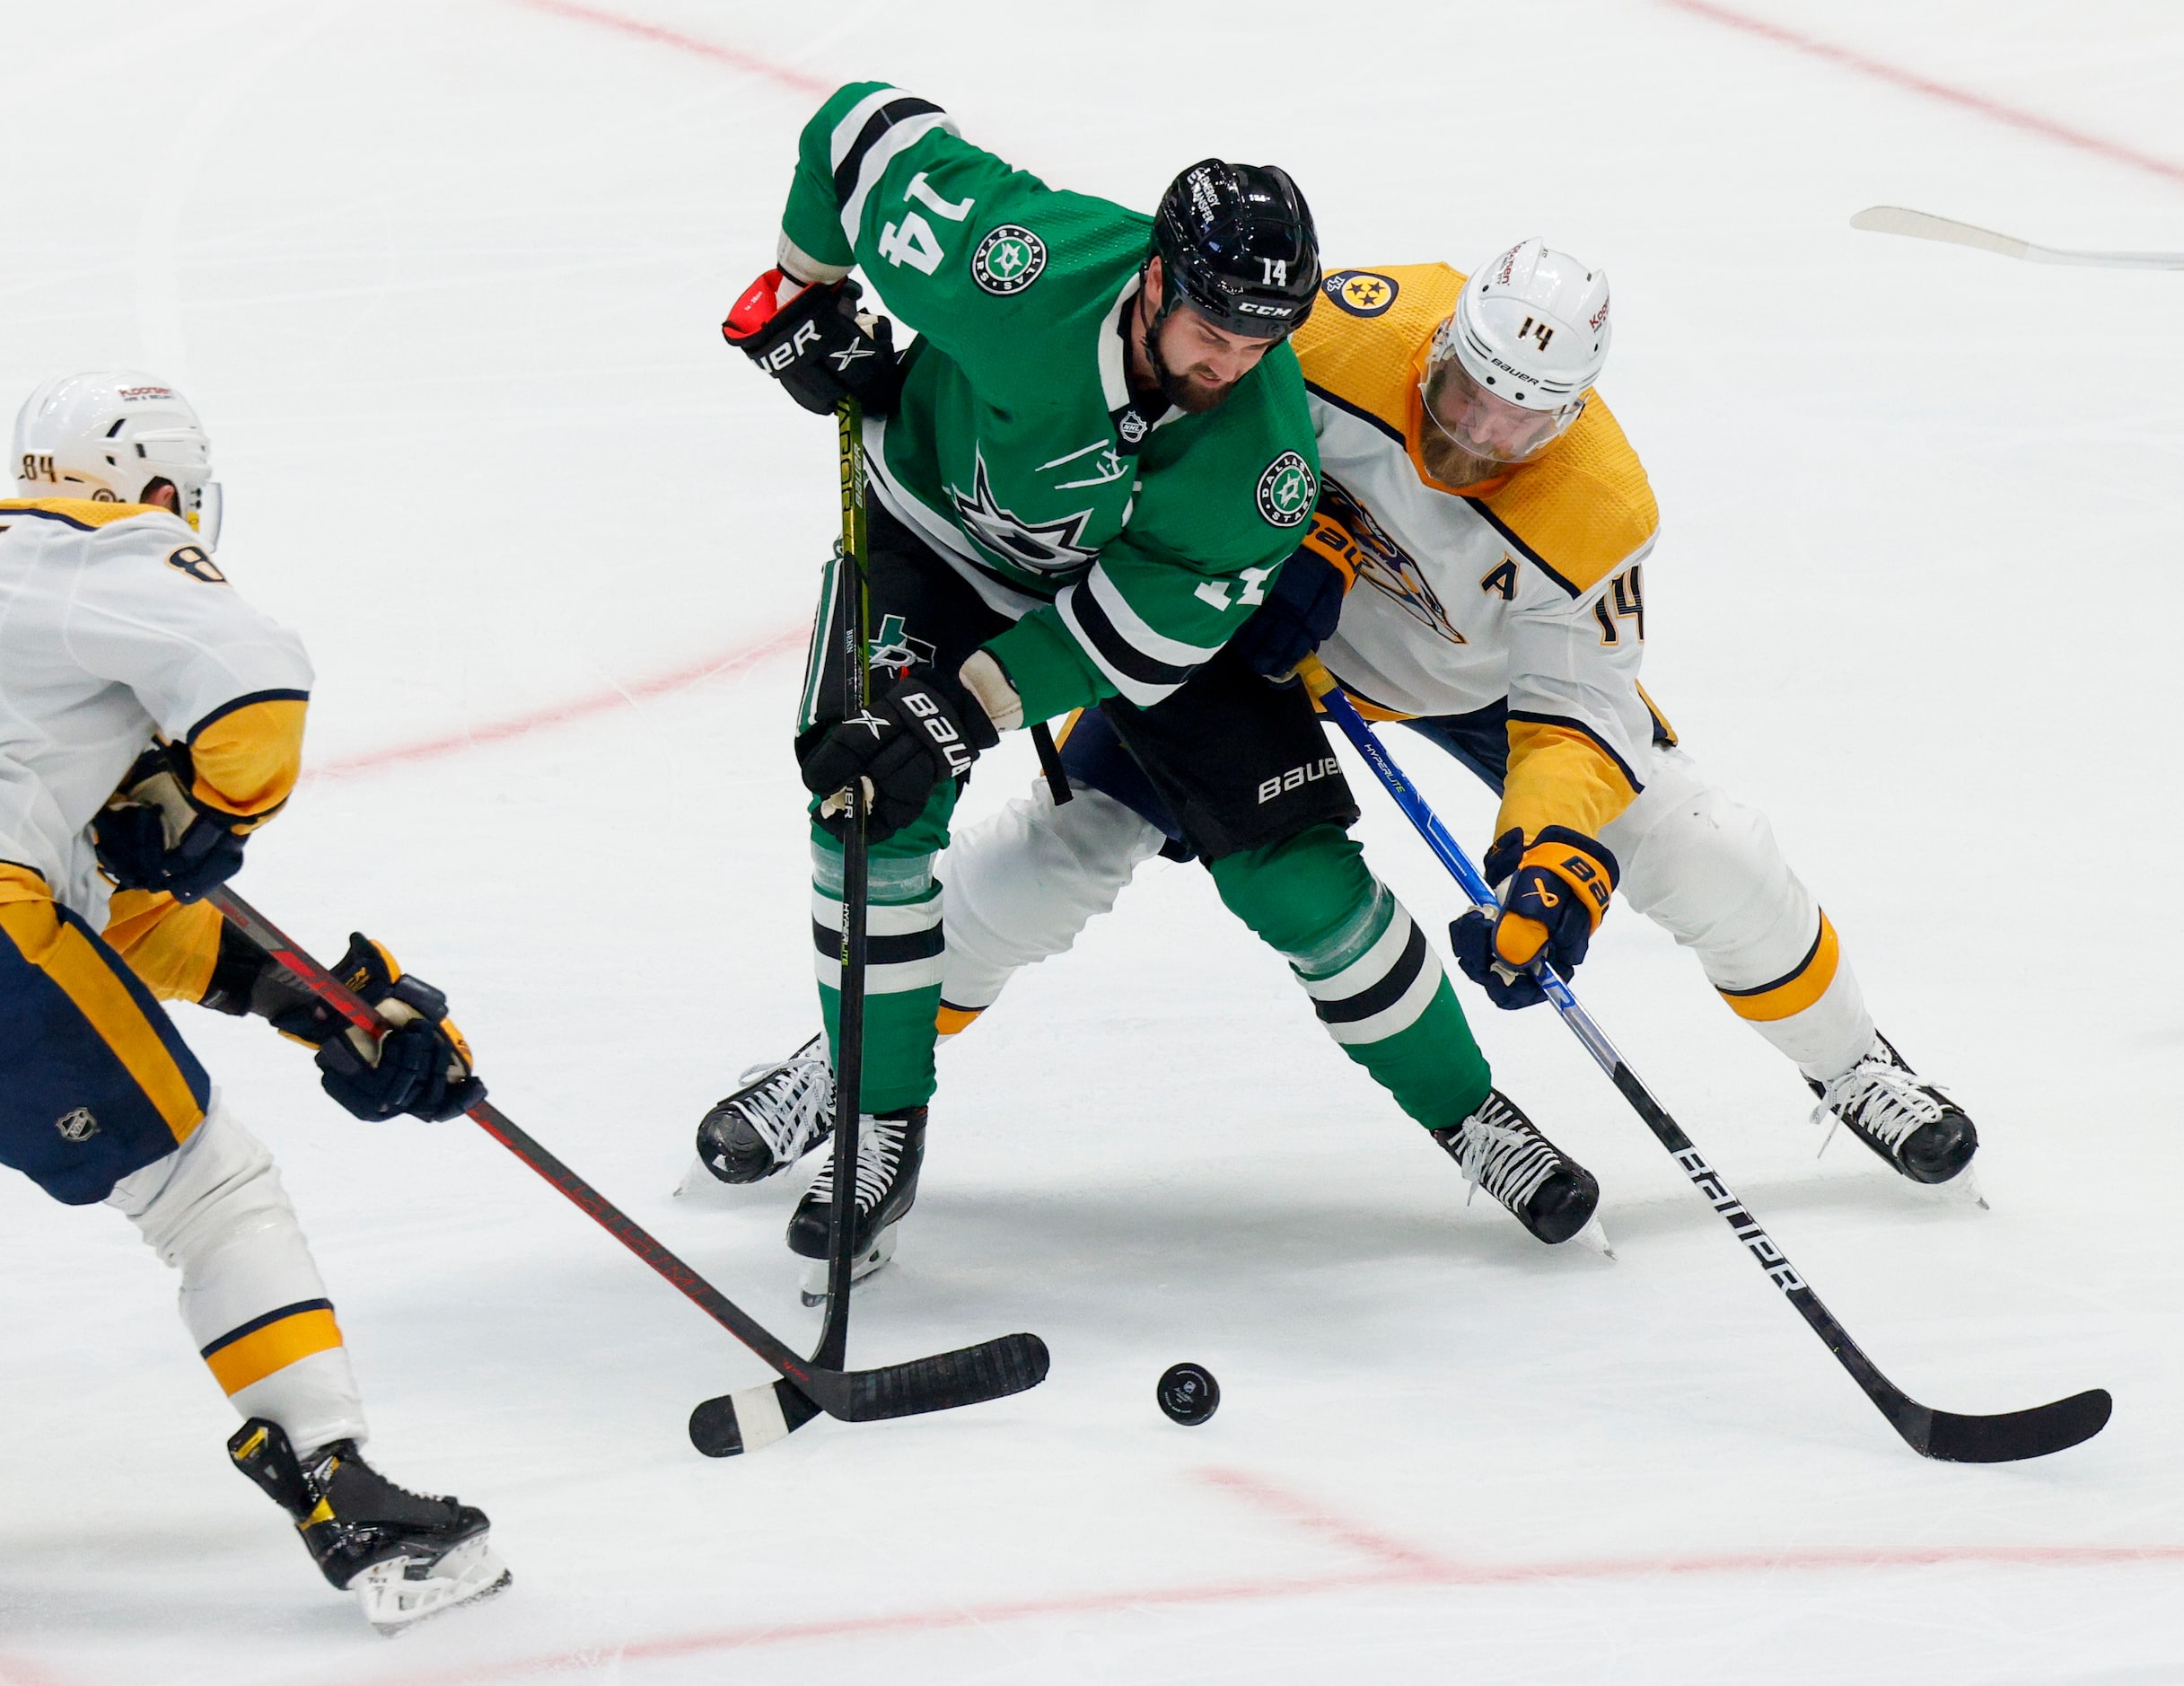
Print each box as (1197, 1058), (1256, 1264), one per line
(1151, 160), (1320, 340)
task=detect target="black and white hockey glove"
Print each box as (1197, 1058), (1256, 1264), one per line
(723, 268), (903, 417)
(93, 742), (250, 903)
(800, 671), (999, 843)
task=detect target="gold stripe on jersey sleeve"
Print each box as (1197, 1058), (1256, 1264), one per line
(187, 694), (310, 823)
(0, 497), (167, 530)
(1718, 914), (1841, 1023)
(1476, 395), (1659, 597)
(102, 890), (224, 1004)
(1495, 717), (1642, 843)
(1636, 682), (1679, 747)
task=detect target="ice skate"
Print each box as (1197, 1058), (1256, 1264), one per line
(800, 1223), (900, 1306)
(1809, 1032), (1978, 1188)
(786, 1106), (925, 1301)
(229, 1418), (510, 1636)
(688, 1034), (834, 1188)
(1432, 1089), (1602, 1246)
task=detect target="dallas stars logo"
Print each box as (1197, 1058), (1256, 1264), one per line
(1255, 451), (1316, 528)
(971, 224), (1048, 295)
(946, 449), (1097, 575)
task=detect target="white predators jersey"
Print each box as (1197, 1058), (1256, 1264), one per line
(0, 500), (311, 925)
(1295, 265), (1665, 840)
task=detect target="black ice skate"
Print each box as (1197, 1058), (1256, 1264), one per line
(690, 1033), (834, 1186)
(1809, 1032), (1978, 1186)
(228, 1418), (510, 1635)
(786, 1105), (925, 1305)
(1433, 1089), (1602, 1246)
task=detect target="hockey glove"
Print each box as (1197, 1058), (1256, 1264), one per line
(800, 669), (999, 843)
(93, 743), (250, 903)
(723, 268), (902, 417)
(266, 933), (486, 1122)
(1231, 548), (1347, 685)
(1450, 825), (1619, 1010)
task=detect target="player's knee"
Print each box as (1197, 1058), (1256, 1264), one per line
(1208, 824), (1374, 961)
(113, 1100), (285, 1269)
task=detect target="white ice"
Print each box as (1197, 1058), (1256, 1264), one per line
(4, 2), (2182, 1681)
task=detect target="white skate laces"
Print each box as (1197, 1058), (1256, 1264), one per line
(804, 1116), (908, 1214)
(1450, 1093), (1560, 1213)
(1811, 1041), (1947, 1158)
(731, 1039), (834, 1163)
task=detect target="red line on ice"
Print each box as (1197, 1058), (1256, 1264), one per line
(308, 627), (804, 779)
(511, 0), (830, 94)
(345, 1465), (2184, 1683)
(1657, 0), (2184, 189)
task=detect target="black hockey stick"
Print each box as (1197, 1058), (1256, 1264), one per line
(204, 886), (1048, 1453)
(814, 391), (872, 1371)
(1299, 659), (2109, 1462)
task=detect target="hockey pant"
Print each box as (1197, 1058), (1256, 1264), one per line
(943, 743), (1874, 1084)
(0, 868), (364, 1453)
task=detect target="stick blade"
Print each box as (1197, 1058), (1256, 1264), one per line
(1916, 1387), (2112, 1464)
(689, 1376), (823, 1457)
(1851, 206), (2031, 260)
(841, 1332), (1051, 1423)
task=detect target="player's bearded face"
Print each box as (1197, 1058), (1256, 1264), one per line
(1420, 358), (1583, 473)
(1147, 305), (1273, 414)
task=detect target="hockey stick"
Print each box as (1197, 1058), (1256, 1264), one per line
(815, 392), (872, 1370)
(203, 886), (1048, 1454)
(1851, 206), (2184, 270)
(1297, 658), (2110, 1462)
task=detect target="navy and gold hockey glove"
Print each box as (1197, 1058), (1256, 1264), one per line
(93, 742), (250, 903)
(1450, 825), (1619, 1009)
(800, 670), (999, 843)
(1231, 547), (1346, 685)
(268, 934), (486, 1123)
(723, 268), (902, 416)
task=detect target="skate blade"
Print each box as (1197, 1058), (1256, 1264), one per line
(672, 1156), (714, 1198)
(799, 1224), (898, 1307)
(356, 1534), (511, 1637)
(1915, 1164), (1990, 1212)
(1570, 1214), (1617, 1260)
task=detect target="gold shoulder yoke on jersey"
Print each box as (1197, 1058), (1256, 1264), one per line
(1294, 263), (1463, 441)
(0, 497), (171, 531)
(1475, 395), (1658, 598)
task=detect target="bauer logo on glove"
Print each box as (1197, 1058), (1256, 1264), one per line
(1450, 825), (1619, 1010)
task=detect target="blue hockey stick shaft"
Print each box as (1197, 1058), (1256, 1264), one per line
(1294, 655), (2109, 1462)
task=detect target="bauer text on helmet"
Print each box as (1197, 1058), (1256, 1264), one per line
(13, 371), (224, 548)
(1421, 240), (1609, 469)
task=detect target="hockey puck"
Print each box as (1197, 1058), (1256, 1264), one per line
(1156, 1362), (1220, 1426)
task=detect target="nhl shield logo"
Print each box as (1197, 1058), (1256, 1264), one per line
(971, 224), (1048, 295)
(1255, 452), (1316, 528)
(57, 1107), (99, 1142)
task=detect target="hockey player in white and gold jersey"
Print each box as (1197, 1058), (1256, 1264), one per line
(707, 241), (1979, 1198)
(1, 371), (506, 1631)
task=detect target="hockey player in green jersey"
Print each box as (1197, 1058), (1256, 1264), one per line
(722, 84), (1590, 1291)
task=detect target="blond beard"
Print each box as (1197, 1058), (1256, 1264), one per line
(1419, 426), (1509, 492)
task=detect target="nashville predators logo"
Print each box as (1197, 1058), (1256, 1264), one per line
(1318, 478), (1462, 645)
(1323, 270), (1399, 318)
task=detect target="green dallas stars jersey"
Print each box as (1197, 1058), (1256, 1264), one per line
(776, 83), (1320, 723)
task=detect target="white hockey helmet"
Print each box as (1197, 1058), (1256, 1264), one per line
(1420, 239), (1610, 465)
(13, 370), (223, 546)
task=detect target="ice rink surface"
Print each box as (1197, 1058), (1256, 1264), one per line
(4, 1), (2183, 1679)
